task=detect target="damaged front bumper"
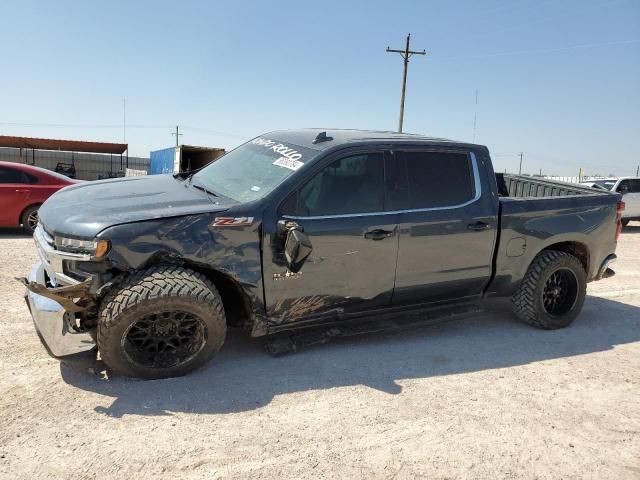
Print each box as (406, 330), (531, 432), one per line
(23, 262), (96, 359)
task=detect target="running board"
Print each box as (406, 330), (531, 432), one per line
(264, 303), (483, 356)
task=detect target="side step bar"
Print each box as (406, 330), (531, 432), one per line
(265, 303), (483, 356)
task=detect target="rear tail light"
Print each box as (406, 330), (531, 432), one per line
(615, 201), (625, 240)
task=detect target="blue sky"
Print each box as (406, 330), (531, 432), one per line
(0, 0), (638, 176)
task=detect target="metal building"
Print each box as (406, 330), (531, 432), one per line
(0, 135), (149, 180)
(149, 145), (225, 175)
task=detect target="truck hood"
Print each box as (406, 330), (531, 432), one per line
(38, 174), (233, 238)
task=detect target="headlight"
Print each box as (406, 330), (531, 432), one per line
(54, 236), (110, 257)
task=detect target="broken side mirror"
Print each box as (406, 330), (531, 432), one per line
(284, 228), (312, 273)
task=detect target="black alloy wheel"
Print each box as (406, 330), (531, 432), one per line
(541, 268), (579, 317)
(123, 311), (207, 370)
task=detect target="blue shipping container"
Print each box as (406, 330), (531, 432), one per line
(149, 147), (176, 175)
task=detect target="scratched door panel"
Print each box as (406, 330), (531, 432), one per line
(263, 215), (399, 325)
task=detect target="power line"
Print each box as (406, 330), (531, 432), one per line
(0, 121), (251, 141)
(450, 39), (640, 60)
(466, 0), (629, 45)
(180, 125), (250, 140)
(0, 121), (171, 129)
(386, 33), (427, 133)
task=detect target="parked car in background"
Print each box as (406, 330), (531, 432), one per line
(581, 179), (616, 191)
(582, 177), (640, 225)
(0, 161), (80, 233)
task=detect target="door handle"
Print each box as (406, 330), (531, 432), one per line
(15, 189), (29, 193)
(467, 221), (491, 231)
(364, 229), (395, 241)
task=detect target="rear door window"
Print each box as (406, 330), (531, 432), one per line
(402, 151), (475, 209)
(0, 166), (31, 184)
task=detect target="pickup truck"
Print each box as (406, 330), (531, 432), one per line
(583, 177), (640, 225)
(22, 129), (624, 379)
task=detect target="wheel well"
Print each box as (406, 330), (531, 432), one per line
(183, 263), (253, 329)
(541, 241), (589, 273)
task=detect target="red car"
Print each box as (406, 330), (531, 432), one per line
(0, 161), (80, 233)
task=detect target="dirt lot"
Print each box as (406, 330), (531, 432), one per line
(0, 226), (639, 479)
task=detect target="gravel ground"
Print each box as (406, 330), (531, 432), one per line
(1, 225), (639, 479)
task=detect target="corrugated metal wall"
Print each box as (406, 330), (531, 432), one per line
(0, 147), (149, 180)
(149, 147), (177, 175)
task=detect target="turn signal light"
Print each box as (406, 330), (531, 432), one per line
(95, 240), (111, 258)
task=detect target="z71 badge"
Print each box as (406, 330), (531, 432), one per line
(212, 217), (254, 227)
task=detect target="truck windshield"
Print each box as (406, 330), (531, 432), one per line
(192, 137), (319, 202)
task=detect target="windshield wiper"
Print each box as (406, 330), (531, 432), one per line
(174, 171), (195, 181)
(191, 182), (218, 197)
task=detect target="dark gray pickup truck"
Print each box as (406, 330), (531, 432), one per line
(23, 129), (624, 379)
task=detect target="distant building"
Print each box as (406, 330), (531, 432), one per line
(149, 145), (225, 175)
(0, 135), (149, 181)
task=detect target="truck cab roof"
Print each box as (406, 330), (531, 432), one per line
(264, 128), (484, 151)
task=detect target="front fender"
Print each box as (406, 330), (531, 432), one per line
(96, 213), (266, 330)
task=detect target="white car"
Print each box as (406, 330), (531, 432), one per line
(582, 178), (640, 225)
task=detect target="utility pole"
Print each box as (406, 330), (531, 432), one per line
(473, 88), (478, 142)
(386, 33), (426, 133)
(636, 165), (639, 176)
(171, 125), (183, 148)
(123, 98), (126, 143)
(519, 152), (524, 175)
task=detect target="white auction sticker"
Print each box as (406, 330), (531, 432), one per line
(273, 156), (304, 171)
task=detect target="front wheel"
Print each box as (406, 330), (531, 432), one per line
(512, 250), (586, 329)
(21, 205), (40, 234)
(98, 266), (226, 379)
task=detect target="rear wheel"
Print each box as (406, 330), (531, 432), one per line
(512, 250), (586, 329)
(20, 205), (40, 234)
(98, 265), (226, 379)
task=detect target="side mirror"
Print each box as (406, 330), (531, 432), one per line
(284, 228), (312, 273)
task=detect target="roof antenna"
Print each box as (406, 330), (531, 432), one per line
(312, 131), (333, 144)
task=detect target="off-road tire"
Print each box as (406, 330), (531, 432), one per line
(98, 265), (226, 379)
(512, 250), (586, 330)
(20, 205), (40, 234)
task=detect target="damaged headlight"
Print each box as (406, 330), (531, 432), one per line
(54, 236), (110, 258)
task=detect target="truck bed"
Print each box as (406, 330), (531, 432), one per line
(489, 173), (620, 298)
(496, 174), (607, 198)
